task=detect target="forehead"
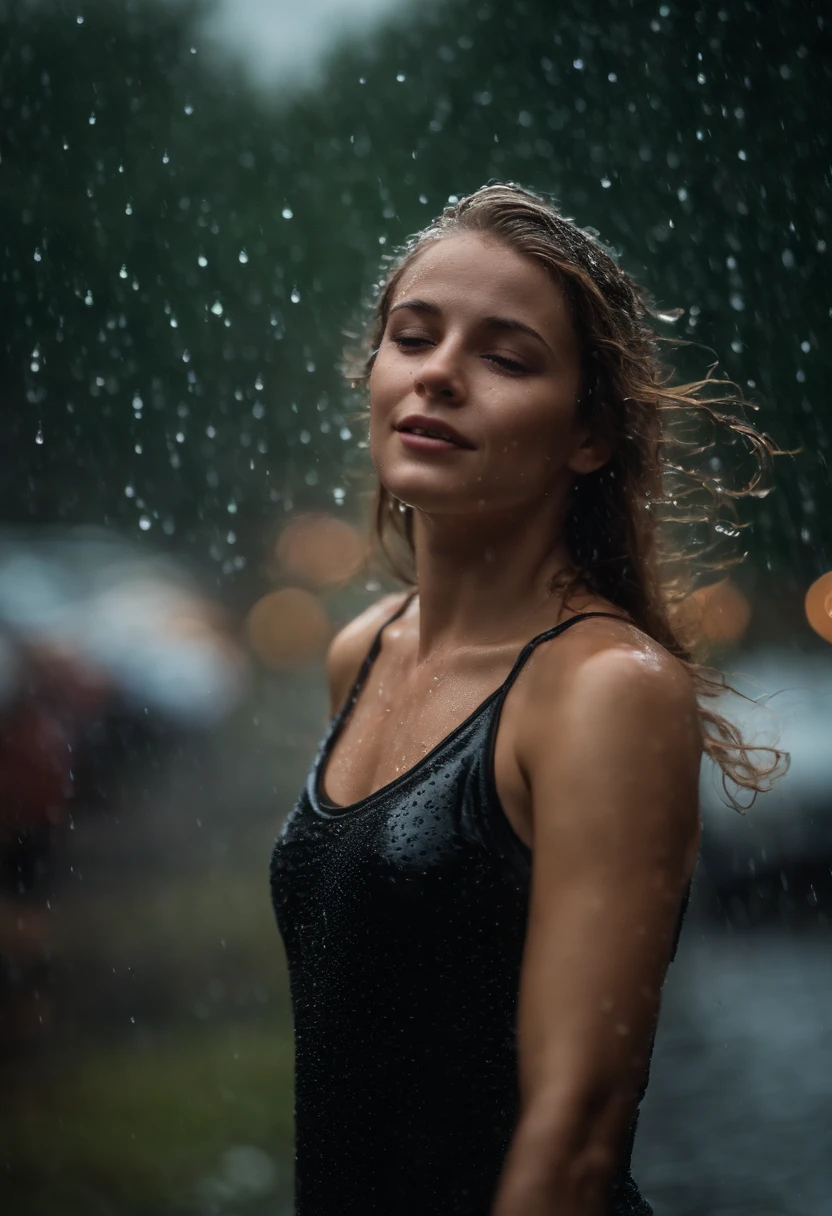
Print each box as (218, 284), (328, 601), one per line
(391, 231), (576, 346)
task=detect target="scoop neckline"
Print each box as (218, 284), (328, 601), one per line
(312, 607), (627, 819)
(313, 683), (504, 818)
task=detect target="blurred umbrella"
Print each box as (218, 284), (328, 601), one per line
(0, 528), (247, 727)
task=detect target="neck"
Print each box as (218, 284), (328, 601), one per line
(407, 497), (579, 659)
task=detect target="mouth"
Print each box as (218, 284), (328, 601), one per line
(394, 416), (475, 450)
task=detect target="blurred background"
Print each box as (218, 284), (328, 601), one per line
(1, 1), (830, 1213)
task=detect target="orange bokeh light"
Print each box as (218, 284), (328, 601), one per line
(245, 588), (331, 668)
(805, 571), (832, 644)
(677, 578), (752, 646)
(276, 513), (366, 588)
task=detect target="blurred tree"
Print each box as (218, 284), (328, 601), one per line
(1, 0), (829, 636)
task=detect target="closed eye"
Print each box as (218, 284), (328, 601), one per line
(391, 335), (529, 375)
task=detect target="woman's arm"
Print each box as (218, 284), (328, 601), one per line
(492, 641), (701, 1216)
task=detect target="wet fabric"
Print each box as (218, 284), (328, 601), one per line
(270, 594), (689, 1215)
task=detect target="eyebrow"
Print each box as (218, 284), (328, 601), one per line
(388, 298), (554, 356)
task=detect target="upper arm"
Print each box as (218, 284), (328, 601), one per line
(324, 591), (411, 720)
(514, 644), (701, 1144)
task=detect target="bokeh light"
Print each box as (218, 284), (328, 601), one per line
(677, 578), (752, 647)
(805, 571), (832, 644)
(245, 587), (331, 668)
(275, 513), (367, 589)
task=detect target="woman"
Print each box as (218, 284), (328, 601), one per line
(270, 184), (781, 1215)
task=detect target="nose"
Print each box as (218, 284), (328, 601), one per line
(413, 342), (466, 404)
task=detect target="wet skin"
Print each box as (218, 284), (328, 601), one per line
(324, 232), (701, 1214)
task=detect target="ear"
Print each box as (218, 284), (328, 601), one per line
(566, 430), (612, 476)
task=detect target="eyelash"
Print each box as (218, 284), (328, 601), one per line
(390, 335), (528, 375)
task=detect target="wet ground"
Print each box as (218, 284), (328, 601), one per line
(634, 928), (832, 1216)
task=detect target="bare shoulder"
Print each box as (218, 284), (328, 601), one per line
(518, 615), (702, 875)
(325, 589), (413, 717)
(520, 614), (702, 770)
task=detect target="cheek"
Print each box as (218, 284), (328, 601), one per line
(490, 388), (579, 459)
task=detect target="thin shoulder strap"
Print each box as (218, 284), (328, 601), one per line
(500, 611), (629, 698)
(335, 590), (417, 721)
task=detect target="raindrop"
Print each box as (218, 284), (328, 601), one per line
(781, 249), (795, 268)
(139, 515), (152, 531)
(238, 250), (249, 264)
(77, 14), (84, 22)
(396, 73), (406, 82)
(184, 103), (194, 116)
(282, 207), (293, 219)
(198, 254), (208, 267)
(339, 426), (352, 441)
(125, 201), (133, 215)
(124, 485), (135, 498)
(800, 340), (811, 353)
(600, 178), (611, 189)
(730, 293), (745, 312)
(419, 193), (428, 204)
(132, 394), (143, 411)
(738, 149), (747, 161)
(33, 248), (42, 262)
(290, 286), (301, 303)
(227, 501), (238, 514)
(118, 264), (127, 279)
(211, 300), (224, 316)
(608, 72), (617, 82)
(254, 375), (264, 390)
(573, 58), (584, 70)
(162, 150), (170, 164)
(333, 487), (346, 505)
(206, 425), (216, 438)
(657, 308), (684, 323)
(88, 112), (96, 125)
(84, 290), (93, 306)
(35, 424), (43, 445)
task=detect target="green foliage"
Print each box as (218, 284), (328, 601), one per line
(0, 0), (829, 599)
(3, 1025), (294, 1214)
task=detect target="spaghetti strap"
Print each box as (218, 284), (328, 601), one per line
(499, 610), (630, 697)
(332, 589), (417, 725)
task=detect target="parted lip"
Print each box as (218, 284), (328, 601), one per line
(394, 413), (475, 449)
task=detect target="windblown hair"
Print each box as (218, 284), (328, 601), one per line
(343, 182), (787, 809)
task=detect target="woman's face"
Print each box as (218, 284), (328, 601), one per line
(368, 231), (605, 521)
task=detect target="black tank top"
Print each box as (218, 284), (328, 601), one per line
(270, 593), (688, 1216)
